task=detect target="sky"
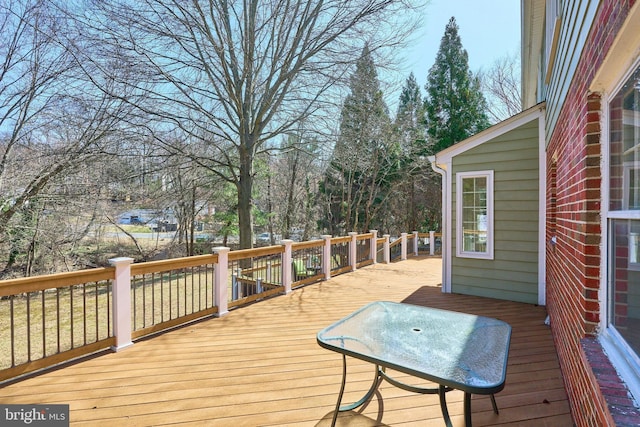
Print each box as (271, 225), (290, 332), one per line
(390, 0), (521, 103)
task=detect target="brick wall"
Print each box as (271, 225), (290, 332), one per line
(547, 88), (611, 427)
(545, 1), (639, 426)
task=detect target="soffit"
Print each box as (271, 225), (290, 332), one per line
(522, 0), (546, 108)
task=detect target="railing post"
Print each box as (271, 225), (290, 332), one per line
(401, 232), (408, 260)
(429, 231), (436, 256)
(413, 231), (419, 256)
(282, 239), (293, 294)
(370, 230), (378, 264)
(109, 257), (134, 352)
(322, 235), (332, 280)
(383, 234), (390, 264)
(348, 232), (357, 271)
(213, 247), (230, 317)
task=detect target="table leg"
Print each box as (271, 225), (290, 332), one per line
(331, 355), (382, 427)
(463, 393), (497, 426)
(330, 354), (348, 427)
(438, 385), (454, 427)
(464, 392), (472, 426)
(490, 394), (499, 414)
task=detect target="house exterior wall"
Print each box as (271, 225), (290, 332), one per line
(451, 120), (540, 305)
(544, 1), (640, 425)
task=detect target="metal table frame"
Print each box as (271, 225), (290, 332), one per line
(316, 301), (511, 427)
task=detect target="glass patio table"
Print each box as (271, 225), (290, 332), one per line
(316, 301), (512, 427)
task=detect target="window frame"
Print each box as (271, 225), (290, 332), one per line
(601, 58), (640, 403)
(456, 170), (494, 260)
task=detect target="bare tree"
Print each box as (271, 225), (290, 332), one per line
(86, 0), (425, 249)
(479, 50), (522, 123)
(260, 130), (324, 241)
(0, 0), (74, 232)
(0, 0), (137, 275)
(162, 142), (218, 257)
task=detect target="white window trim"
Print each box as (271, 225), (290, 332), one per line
(601, 55), (640, 404)
(456, 170), (494, 260)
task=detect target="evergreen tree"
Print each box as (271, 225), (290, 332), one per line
(389, 73), (440, 233)
(396, 72), (428, 157)
(321, 45), (398, 234)
(424, 17), (490, 153)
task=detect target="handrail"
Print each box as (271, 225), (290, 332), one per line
(330, 235), (351, 244)
(291, 239), (325, 250)
(356, 233), (374, 240)
(389, 238), (402, 248)
(130, 254), (219, 275)
(228, 245), (284, 261)
(0, 268), (115, 297)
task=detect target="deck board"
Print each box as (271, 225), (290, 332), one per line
(0, 257), (573, 426)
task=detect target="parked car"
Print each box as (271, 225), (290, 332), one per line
(256, 232), (271, 243)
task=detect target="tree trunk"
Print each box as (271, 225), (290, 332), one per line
(284, 149), (300, 239)
(238, 136), (255, 249)
(267, 172), (274, 242)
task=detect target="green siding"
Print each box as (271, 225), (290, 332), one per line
(451, 119), (540, 304)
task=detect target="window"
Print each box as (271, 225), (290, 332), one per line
(456, 171), (494, 259)
(606, 63), (640, 382)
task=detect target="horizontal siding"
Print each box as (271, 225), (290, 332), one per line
(453, 134), (539, 165)
(453, 261), (538, 304)
(455, 258), (538, 277)
(495, 169), (538, 182)
(499, 200), (539, 212)
(496, 232), (539, 248)
(545, 0), (599, 141)
(451, 119), (540, 305)
(498, 179), (539, 192)
(494, 248), (538, 263)
(495, 219), (539, 232)
(451, 283), (536, 304)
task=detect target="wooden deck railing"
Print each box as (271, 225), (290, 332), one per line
(129, 254), (221, 339)
(0, 230), (441, 383)
(291, 239), (324, 289)
(0, 268), (115, 383)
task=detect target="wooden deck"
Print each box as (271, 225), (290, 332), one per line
(0, 257), (573, 426)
